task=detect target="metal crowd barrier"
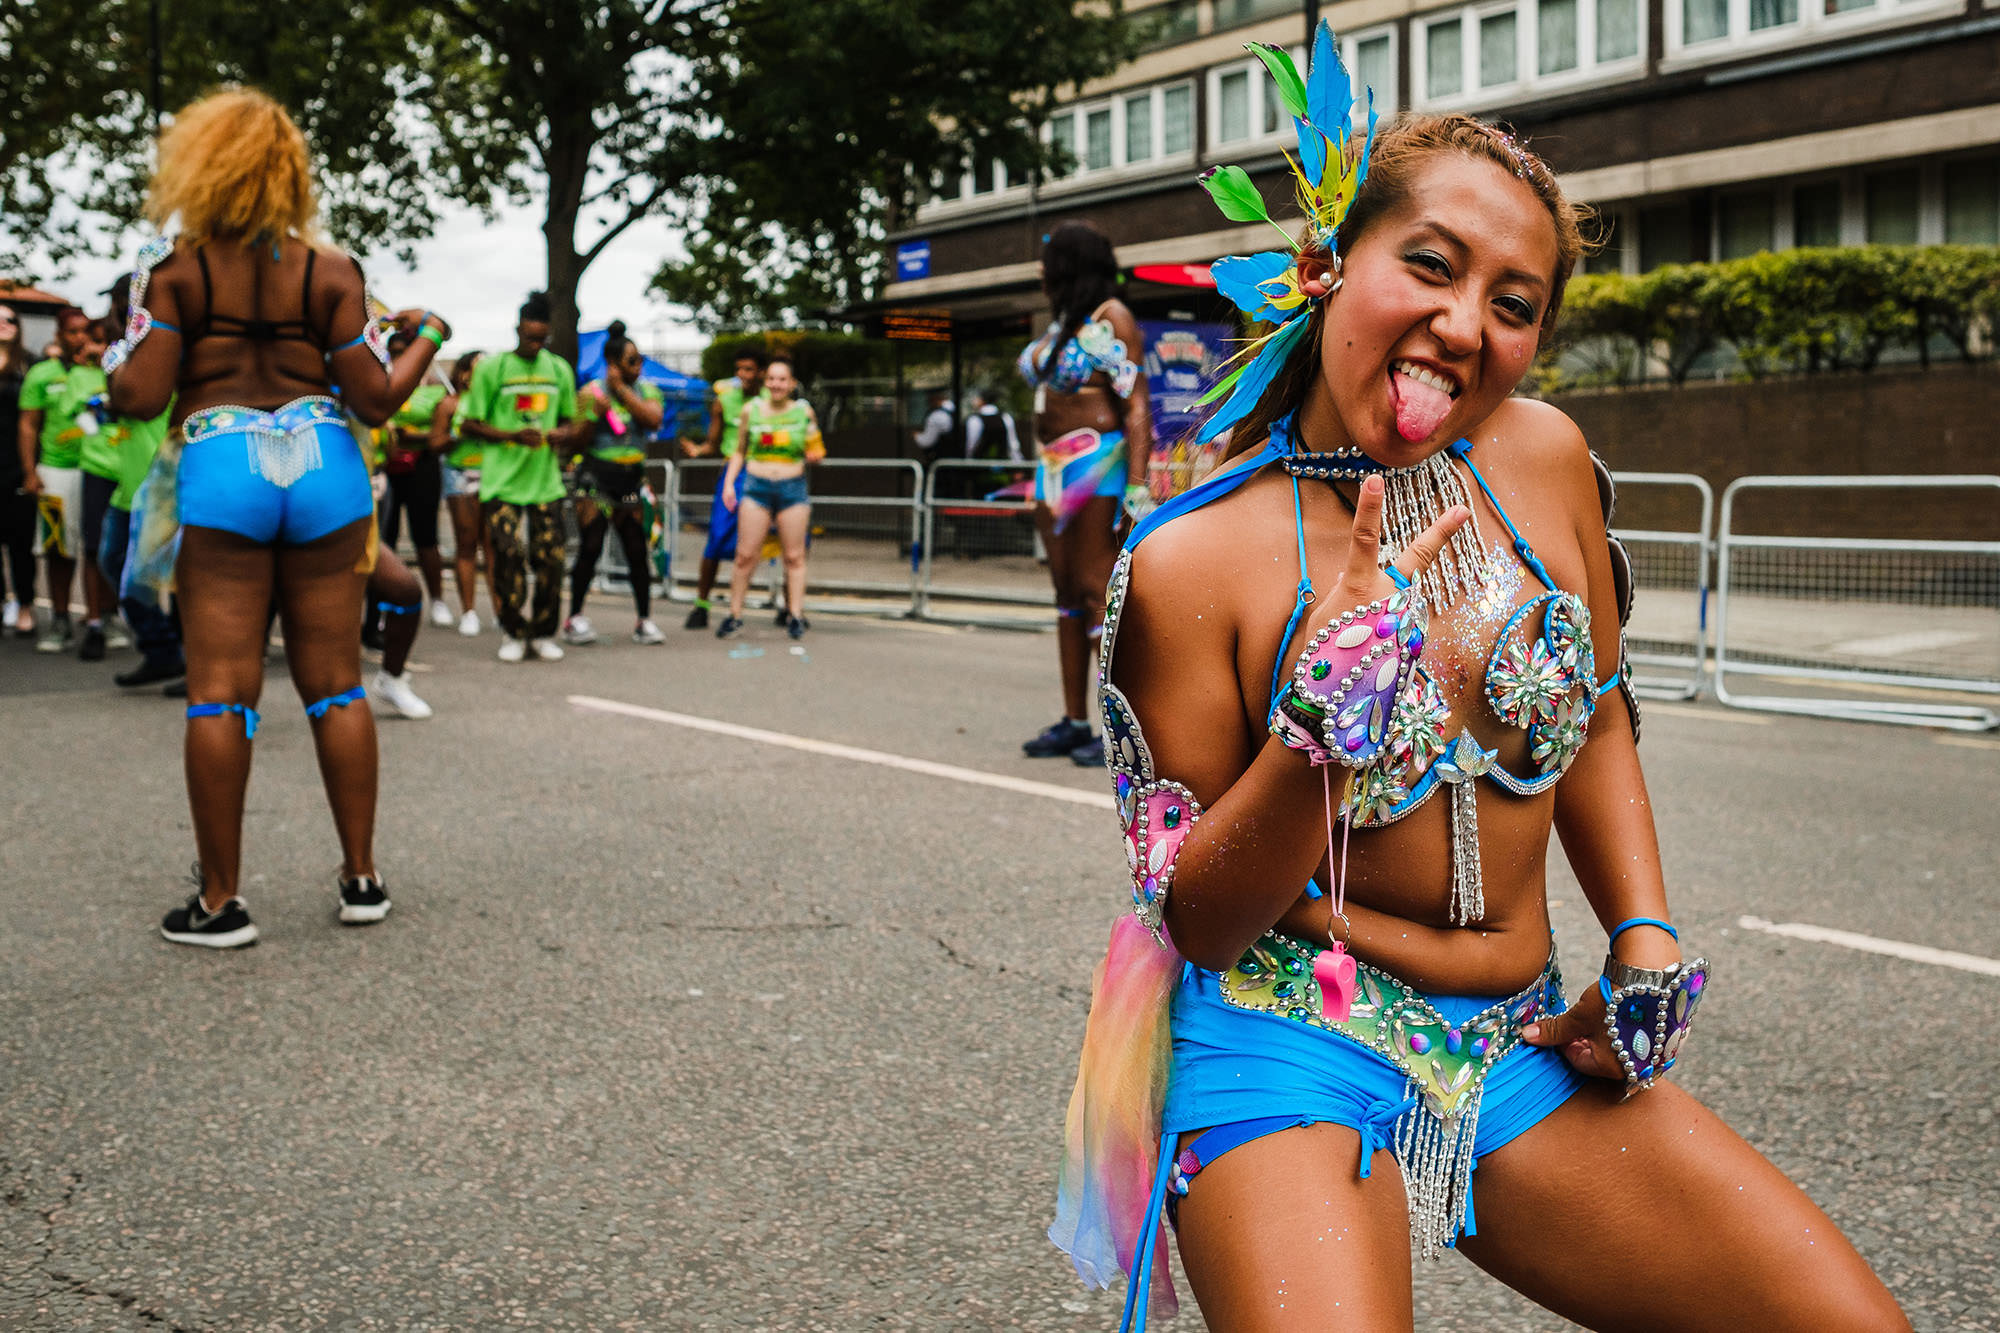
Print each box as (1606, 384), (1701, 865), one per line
(917, 460), (1051, 626)
(1714, 475), (2000, 730)
(1608, 472), (1713, 701)
(665, 457), (925, 617)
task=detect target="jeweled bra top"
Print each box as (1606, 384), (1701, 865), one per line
(1017, 317), (1140, 399)
(1098, 416), (1638, 838)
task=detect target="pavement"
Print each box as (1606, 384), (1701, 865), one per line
(2, 589), (1997, 1331)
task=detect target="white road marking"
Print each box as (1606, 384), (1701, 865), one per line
(1737, 915), (2000, 978)
(1825, 628), (1984, 657)
(1642, 701), (1772, 725)
(568, 695), (1116, 810)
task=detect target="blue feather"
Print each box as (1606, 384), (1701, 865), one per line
(1197, 316), (1309, 445)
(1304, 22), (1348, 143)
(1295, 116), (1326, 188)
(1212, 251), (1295, 322)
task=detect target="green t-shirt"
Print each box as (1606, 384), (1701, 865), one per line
(111, 409), (171, 510)
(393, 382), (447, 435)
(713, 377), (760, 459)
(461, 349), (577, 505)
(742, 396), (814, 465)
(20, 359), (108, 471)
(579, 378), (664, 465)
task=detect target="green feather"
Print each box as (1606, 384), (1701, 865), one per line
(1196, 362), (1247, 407)
(1249, 43), (1307, 120)
(1200, 166), (1271, 224)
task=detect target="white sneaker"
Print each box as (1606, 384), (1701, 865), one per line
(632, 618), (665, 645)
(429, 600), (456, 629)
(561, 614), (596, 645)
(530, 637), (565, 662)
(0, 598), (16, 634)
(369, 668), (434, 720)
(498, 635), (527, 663)
(458, 609), (481, 637)
(103, 620), (133, 650)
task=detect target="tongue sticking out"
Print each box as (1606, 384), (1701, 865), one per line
(1391, 369), (1454, 443)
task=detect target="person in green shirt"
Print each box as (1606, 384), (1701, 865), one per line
(98, 267), (185, 688)
(16, 307), (107, 654)
(456, 290), (582, 661)
(564, 320), (666, 646)
(677, 344), (765, 628)
(718, 354), (823, 641)
(437, 352), (489, 635)
(377, 327), (451, 626)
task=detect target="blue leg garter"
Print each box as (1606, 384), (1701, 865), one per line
(186, 702), (261, 739)
(304, 686), (367, 720)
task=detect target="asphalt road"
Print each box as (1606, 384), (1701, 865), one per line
(2, 596), (1996, 1331)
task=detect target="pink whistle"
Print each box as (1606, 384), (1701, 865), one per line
(1314, 945), (1357, 1022)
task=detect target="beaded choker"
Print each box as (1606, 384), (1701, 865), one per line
(1272, 418), (1492, 613)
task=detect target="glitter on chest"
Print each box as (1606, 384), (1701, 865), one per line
(1422, 546), (1525, 695)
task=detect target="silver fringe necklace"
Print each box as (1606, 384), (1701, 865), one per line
(1278, 416), (1494, 926)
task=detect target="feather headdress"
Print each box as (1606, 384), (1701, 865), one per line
(1195, 22), (1378, 444)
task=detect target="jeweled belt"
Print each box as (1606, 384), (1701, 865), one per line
(182, 395), (345, 490)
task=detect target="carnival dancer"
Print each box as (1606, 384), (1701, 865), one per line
(564, 320), (666, 645)
(100, 277), (185, 689)
(679, 344), (764, 629)
(717, 355), (820, 640)
(17, 307), (113, 655)
(457, 292), (580, 663)
(1016, 222), (1153, 768)
(376, 329), (451, 627)
(437, 352), (487, 635)
(105, 88), (451, 947)
(1050, 31), (1905, 1332)
(365, 546), (432, 719)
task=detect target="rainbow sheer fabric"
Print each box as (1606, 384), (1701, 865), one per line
(1049, 913), (1181, 1320)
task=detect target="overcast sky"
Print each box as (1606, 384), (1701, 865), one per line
(50, 197), (708, 364)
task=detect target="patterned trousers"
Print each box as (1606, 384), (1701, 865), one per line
(483, 500), (565, 640)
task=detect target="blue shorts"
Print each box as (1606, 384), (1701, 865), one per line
(741, 472), (809, 516)
(1162, 963), (1583, 1235)
(702, 469), (746, 561)
(178, 397), (371, 545)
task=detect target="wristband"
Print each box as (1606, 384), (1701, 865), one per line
(418, 324), (445, 349)
(1608, 916), (1677, 948)
(1598, 955), (1709, 1096)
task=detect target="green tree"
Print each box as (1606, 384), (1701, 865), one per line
(657, 0), (1136, 331)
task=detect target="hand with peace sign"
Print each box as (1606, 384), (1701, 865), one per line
(1271, 476), (1469, 768)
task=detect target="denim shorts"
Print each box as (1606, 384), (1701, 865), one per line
(741, 472), (809, 515)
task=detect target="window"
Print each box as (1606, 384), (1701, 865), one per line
(1865, 169), (1919, 244)
(1792, 181), (1843, 246)
(1125, 93), (1154, 164)
(1048, 113), (1076, 177)
(1162, 84), (1193, 155)
(1480, 11), (1519, 87)
(1749, 0), (1799, 29)
(1826, 0), (1873, 11)
(1583, 213), (1627, 274)
(1944, 159), (1999, 245)
(1214, 0), (1296, 27)
(1539, 0), (1579, 74)
(1137, 0), (1200, 51)
(1717, 191), (1774, 258)
(1085, 108), (1113, 172)
(1640, 203), (1695, 270)
(970, 157), (997, 196)
(1218, 69), (1251, 144)
(1427, 17), (1465, 98)
(1683, 0), (1727, 42)
(1349, 31), (1396, 115)
(1597, 0), (1641, 58)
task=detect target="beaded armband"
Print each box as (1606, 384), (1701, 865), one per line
(1122, 780), (1202, 937)
(102, 235), (176, 375)
(1599, 957), (1709, 1095)
(1269, 589), (1427, 767)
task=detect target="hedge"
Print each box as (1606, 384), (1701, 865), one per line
(1537, 244), (2000, 393)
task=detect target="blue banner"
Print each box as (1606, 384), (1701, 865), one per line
(895, 240), (932, 281)
(1140, 319), (1232, 448)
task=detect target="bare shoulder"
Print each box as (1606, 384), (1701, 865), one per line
(1478, 397), (1599, 509)
(311, 244), (365, 295)
(1124, 461), (1290, 643)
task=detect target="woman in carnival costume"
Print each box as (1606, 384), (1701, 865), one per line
(107, 88), (451, 947)
(1051, 28), (1905, 1331)
(564, 319), (667, 646)
(1016, 222), (1155, 769)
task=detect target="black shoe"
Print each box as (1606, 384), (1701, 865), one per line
(774, 604), (791, 627)
(161, 891), (259, 949)
(78, 624), (106, 661)
(162, 679), (188, 699)
(1023, 718), (1093, 757)
(683, 604), (710, 630)
(116, 657), (187, 688)
(786, 615), (809, 640)
(1069, 735), (1106, 768)
(338, 874), (391, 925)
(716, 615), (743, 639)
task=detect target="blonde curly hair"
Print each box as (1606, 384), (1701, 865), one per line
(145, 88), (321, 248)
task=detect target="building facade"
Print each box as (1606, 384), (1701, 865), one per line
(876, 0), (2000, 333)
